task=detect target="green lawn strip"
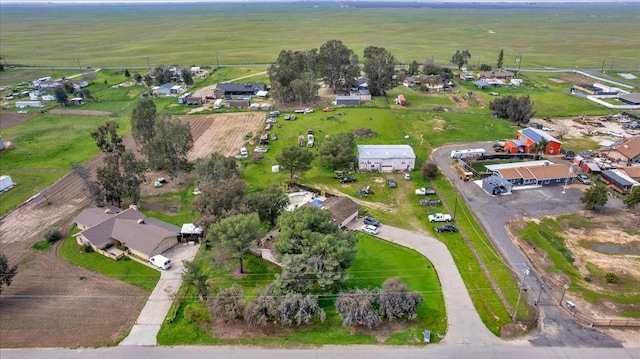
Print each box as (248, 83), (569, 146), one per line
(158, 235), (445, 345)
(431, 175), (518, 332)
(59, 230), (160, 292)
(517, 217), (640, 307)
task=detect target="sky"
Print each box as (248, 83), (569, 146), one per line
(2, 0), (638, 3)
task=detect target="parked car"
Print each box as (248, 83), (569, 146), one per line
(254, 146), (268, 153)
(403, 173), (411, 181)
(542, 126), (554, 131)
(436, 224), (457, 233)
(563, 151), (576, 160)
(339, 176), (357, 183)
(428, 213), (452, 222)
(577, 174), (591, 185)
(360, 224), (379, 235)
(363, 216), (380, 227)
(387, 178), (397, 188)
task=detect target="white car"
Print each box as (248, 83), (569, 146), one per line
(360, 224), (378, 235)
(542, 126), (554, 131)
(254, 146), (268, 153)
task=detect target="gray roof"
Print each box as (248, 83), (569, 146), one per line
(75, 208), (180, 256)
(216, 83), (266, 93)
(73, 206), (122, 228)
(619, 92), (640, 104)
(357, 145), (416, 160)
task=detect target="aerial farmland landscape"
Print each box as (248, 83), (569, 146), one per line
(0, 1), (639, 358)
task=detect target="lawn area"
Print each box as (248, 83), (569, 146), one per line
(1, 3), (638, 69)
(0, 114), (129, 216)
(59, 230), (160, 292)
(158, 234), (445, 345)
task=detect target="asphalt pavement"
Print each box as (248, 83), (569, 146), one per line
(431, 143), (625, 347)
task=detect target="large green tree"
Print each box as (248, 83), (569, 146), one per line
(623, 185), (640, 209)
(190, 177), (247, 228)
(362, 46), (397, 96)
(317, 40), (359, 93)
(131, 98), (157, 148)
(581, 183), (609, 210)
(318, 132), (356, 171)
(497, 49), (504, 69)
(53, 87), (68, 106)
(152, 114), (193, 184)
(274, 206), (358, 293)
(182, 259), (209, 300)
(268, 49), (318, 104)
(208, 213), (262, 274)
(489, 95), (535, 125)
(450, 49), (471, 70)
(247, 185), (289, 226)
(180, 68), (193, 86)
(0, 253), (18, 294)
(276, 146), (314, 180)
(195, 153), (240, 185)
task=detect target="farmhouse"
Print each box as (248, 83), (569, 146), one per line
(73, 207), (180, 261)
(486, 161), (575, 188)
(600, 169), (639, 194)
(460, 72), (475, 81)
(517, 127), (563, 155)
(317, 196), (361, 228)
(477, 71), (515, 80)
(349, 88), (371, 100)
(473, 78), (506, 89)
(154, 83), (183, 97)
(618, 166), (640, 181)
(598, 136), (640, 163)
(336, 95), (360, 106)
(215, 83), (267, 99)
(357, 144), (416, 172)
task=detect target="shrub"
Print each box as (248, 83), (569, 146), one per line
(184, 302), (209, 323)
(605, 272), (620, 284)
(43, 227), (64, 243)
(82, 243), (94, 253)
(421, 161), (438, 180)
(207, 283), (245, 320)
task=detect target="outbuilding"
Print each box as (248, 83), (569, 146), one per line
(335, 95), (360, 106)
(517, 127), (563, 155)
(482, 175), (513, 196)
(357, 144), (416, 172)
(15, 101), (44, 108)
(0, 175), (15, 193)
(600, 169), (639, 194)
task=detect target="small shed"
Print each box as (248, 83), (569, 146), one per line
(15, 101), (44, 108)
(581, 162), (601, 174)
(249, 103), (261, 111)
(482, 175), (513, 196)
(336, 95), (360, 106)
(0, 175), (15, 193)
(260, 103), (273, 111)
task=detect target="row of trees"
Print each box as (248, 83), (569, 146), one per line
(268, 40), (398, 104)
(185, 275), (421, 329)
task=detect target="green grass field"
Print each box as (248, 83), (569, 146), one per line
(1, 3), (638, 69)
(157, 234), (445, 345)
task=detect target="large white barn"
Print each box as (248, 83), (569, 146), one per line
(357, 145), (416, 172)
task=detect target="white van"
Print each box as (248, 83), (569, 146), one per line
(149, 255), (172, 270)
(240, 147), (248, 156)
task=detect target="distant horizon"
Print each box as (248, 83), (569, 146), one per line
(2, 0), (639, 4)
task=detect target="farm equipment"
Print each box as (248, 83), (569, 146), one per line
(420, 199), (441, 207)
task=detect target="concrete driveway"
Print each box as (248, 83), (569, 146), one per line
(120, 242), (201, 346)
(349, 221), (501, 345)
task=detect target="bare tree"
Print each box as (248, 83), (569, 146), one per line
(276, 292), (326, 326)
(335, 288), (382, 328)
(244, 285), (278, 327)
(208, 283), (245, 320)
(555, 124), (570, 140)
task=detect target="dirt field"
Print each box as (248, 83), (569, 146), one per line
(0, 113), (263, 347)
(0, 112), (36, 129)
(509, 209), (640, 320)
(48, 109), (112, 117)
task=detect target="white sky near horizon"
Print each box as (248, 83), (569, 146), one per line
(2, 0), (639, 3)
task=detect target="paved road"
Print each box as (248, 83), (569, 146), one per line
(119, 243), (200, 346)
(2, 344), (639, 359)
(431, 143), (625, 347)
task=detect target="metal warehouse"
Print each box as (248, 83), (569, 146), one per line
(357, 145), (416, 172)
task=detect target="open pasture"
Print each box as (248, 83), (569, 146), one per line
(1, 3), (639, 69)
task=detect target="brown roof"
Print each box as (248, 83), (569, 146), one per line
(497, 164), (574, 181)
(618, 166), (640, 180)
(73, 205), (122, 228)
(321, 196), (361, 224)
(75, 208), (180, 256)
(614, 136), (640, 160)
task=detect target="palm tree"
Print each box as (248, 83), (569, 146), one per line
(531, 139), (549, 160)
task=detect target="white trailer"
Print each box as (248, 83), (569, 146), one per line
(0, 175), (15, 193)
(213, 99), (223, 109)
(450, 148), (486, 159)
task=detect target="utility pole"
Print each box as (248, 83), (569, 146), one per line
(453, 196), (458, 221)
(147, 57), (151, 71)
(559, 284), (569, 306)
(77, 57), (82, 71)
(513, 266), (530, 321)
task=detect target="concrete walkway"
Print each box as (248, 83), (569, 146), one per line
(349, 222), (501, 345)
(120, 243), (201, 346)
